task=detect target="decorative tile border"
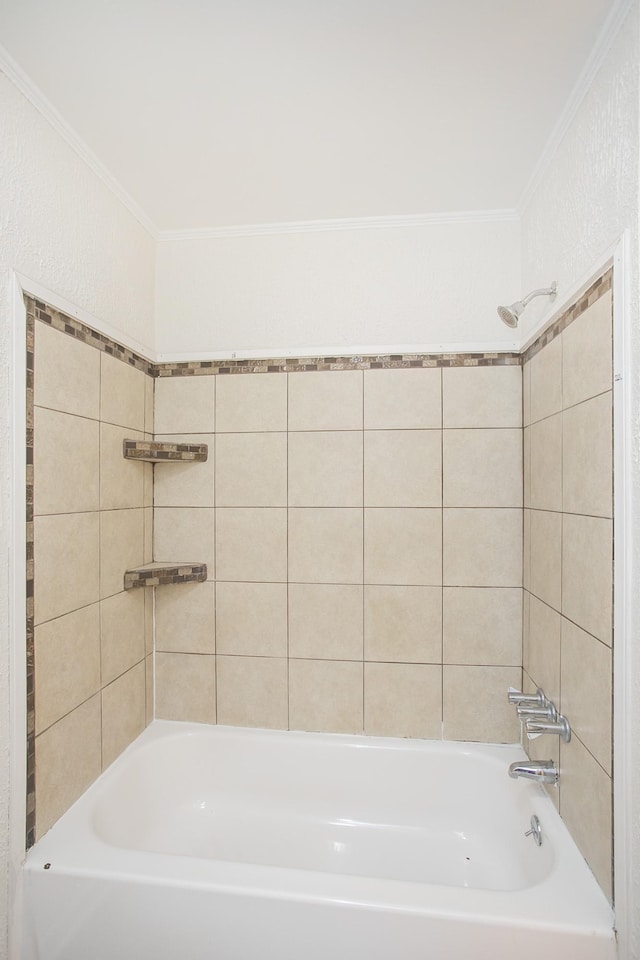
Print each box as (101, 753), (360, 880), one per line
(123, 440), (208, 462)
(124, 562), (208, 590)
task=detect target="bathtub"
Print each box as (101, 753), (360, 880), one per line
(22, 721), (615, 960)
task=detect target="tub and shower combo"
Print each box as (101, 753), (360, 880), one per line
(22, 704), (614, 960)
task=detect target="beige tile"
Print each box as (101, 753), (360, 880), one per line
(288, 371), (362, 431)
(443, 509), (522, 587)
(35, 512), (100, 624)
(529, 510), (562, 610)
(154, 507), (214, 575)
(364, 431), (441, 507)
(443, 429), (521, 508)
(524, 596), (561, 705)
(443, 665), (521, 742)
(153, 433), (214, 507)
(289, 584), (363, 660)
(561, 618), (612, 774)
(100, 353), (146, 431)
(442, 366), (521, 428)
(144, 589), (153, 655)
(562, 290), (612, 409)
(529, 414), (562, 512)
(363, 368), (441, 429)
(562, 514), (612, 645)
(216, 508), (287, 582)
(289, 659), (363, 734)
(155, 580), (215, 653)
(144, 374), (154, 434)
(216, 373), (286, 432)
(216, 582), (287, 656)
(289, 508), (363, 584)
(216, 656), (288, 729)
(364, 585), (441, 662)
(523, 508), (531, 591)
(102, 661), (146, 768)
(145, 653), (154, 724)
(289, 432), (363, 507)
(523, 426), (531, 508)
(100, 589), (146, 685)
(443, 587), (522, 665)
(216, 433), (287, 506)
(522, 591), (530, 669)
(143, 506), (153, 563)
(522, 360), (531, 428)
(34, 407), (99, 515)
(34, 603), (101, 734)
(154, 374), (215, 434)
(530, 334), (562, 423)
(365, 508), (441, 585)
(143, 455), (153, 509)
(100, 424), (145, 510)
(364, 663), (442, 738)
(560, 735), (612, 901)
(155, 652), (216, 723)
(35, 695), (101, 837)
(35, 322), (100, 420)
(100, 508), (145, 599)
(563, 393), (612, 518)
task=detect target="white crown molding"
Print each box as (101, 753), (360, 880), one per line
(157, 209), (520, 242)
(517, 0), (635, 215)
(0, 43), (159, 239)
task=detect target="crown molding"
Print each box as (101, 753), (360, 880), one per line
(517, 0), (635, 215)
(0, 43), (159, 239)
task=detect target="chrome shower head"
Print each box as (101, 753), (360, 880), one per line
(497, 281), (557, 328)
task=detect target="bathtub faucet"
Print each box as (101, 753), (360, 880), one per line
(508, 760), (558, 784)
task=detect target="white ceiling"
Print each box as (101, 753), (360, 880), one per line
(0, 0), (620, 231)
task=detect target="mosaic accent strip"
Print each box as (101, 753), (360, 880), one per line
(123, 440), (208, 462)
(25, 300), (36, 849)
(124, 562), (208, 590)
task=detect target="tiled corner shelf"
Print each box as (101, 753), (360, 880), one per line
(124, 562), (208, 590)
(123, 440), (208, 462)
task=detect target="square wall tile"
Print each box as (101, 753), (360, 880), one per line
(289, 432), (363, 507)
(443, 587), (522, 665)
(154, 507), (214, 575)
(144, 374), (154, 433)
(563, 393), (612, 519)
(363, 368), (441, 429)
(364, 508), (441, 585)
(145, 654), (154, 724)
(155, 581), (215, 653)
(216, 508), (287, 582)
(529, 414), (562, 512)
(34, 603), (101, 734)
(100, 508), (144, 599)
(100, 589), (146, 686)
(523, 360), (531, 428)
(35, 695), (101, 837)
(443, 429), (522, 508)
(288, 371), (362, 431)
(216, 433), (287, 506)
(443, 665), (521, 743)
(561, 618), (612, 775)
(34, 407), (99, 515)
(289, 659), (363, 734)
(562, 290), (612, 409)
(289, 584), (363, 660)
(143, 506), (153, 564)
(364, 663), (442, 738)
(523, 508), (531, 591)
(154, 434), (214, 507)
(529, 510), (562, 611)
(524, 596), (561, 705)
(216, 656), (288, 729)
(530, 334), (562, 423)
(523, 426), (531, 508)
(562, 514), (612, 645)
(101, 661), (146, 769)
(154, 375), (215, 434)
(155, 652), (216, 723)
(289, 508), (363, 584)
(216, 582), (287, 657)
(364, 431), (441, 507)
(144, 589), (153, 655)
(216, 373), (287, 432)
(34, 512), (100, 623)
(100, 353), (146, 431)
(35, 322), (100, 420)
(442, 366), (521, 428)
(443, 509), (522, 587)
(100, 424), (145, 510)
(364, 585), (441, 663)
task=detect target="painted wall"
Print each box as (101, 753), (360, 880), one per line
(154, 218), (521, 358)
(0, 71), (155, 959)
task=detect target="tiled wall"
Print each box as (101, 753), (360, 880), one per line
(522, 277), (613, 899)
(153, 363), (523, 742)
(29, 301), (154, 839)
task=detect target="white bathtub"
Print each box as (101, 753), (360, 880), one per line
(22, 721), (615, 960)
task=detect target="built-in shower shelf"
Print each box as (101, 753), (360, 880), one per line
(123, 440), (208, 462)
(124, 562), (208, 590)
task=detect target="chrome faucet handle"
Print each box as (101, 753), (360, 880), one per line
(525, 715), (571, 743)
(507, 687), (546, 706)
(517, 702), (557, 721)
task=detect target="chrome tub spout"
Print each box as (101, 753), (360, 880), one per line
(508, 760), (558, 785)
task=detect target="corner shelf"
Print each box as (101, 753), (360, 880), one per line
(123, 440), (208, 462)
(124, 562), (208, 590)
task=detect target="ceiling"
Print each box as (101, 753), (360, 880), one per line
(0, 0), (620, 231)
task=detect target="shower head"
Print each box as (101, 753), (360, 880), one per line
(497, 281), (557, 328)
